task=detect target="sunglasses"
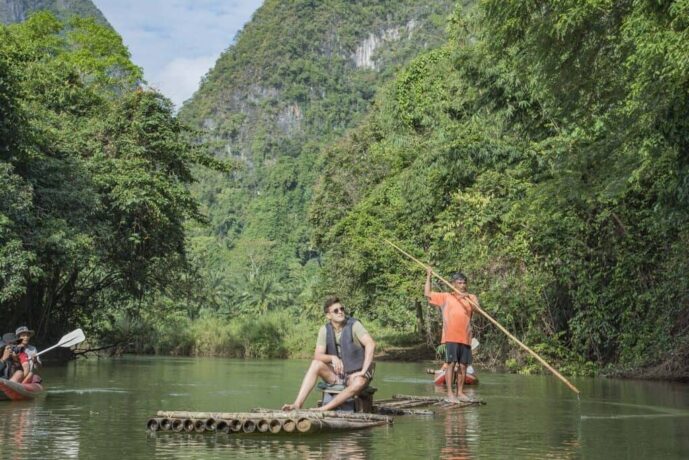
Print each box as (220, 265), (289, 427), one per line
(330, 307), (345, 314)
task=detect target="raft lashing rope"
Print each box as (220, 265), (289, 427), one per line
(147, 410), (392, 434)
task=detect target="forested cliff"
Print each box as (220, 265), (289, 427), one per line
(0, 0), (108, 25)
(172, 0), (457, 356)
(1, 1), (687, 378)
(308, 1), (689, 377)
(180, 0), (689, 377)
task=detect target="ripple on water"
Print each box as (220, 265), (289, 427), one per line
(48, 388), (130, 395)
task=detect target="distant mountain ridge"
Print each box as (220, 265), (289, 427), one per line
(178, 0), (456, 309)
(0, 0), (109, 25)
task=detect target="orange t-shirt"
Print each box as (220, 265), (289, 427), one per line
(428, 292), (475, 345)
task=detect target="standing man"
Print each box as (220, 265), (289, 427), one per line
(282, 296), (375, 411)
(425, 268), (478, 403)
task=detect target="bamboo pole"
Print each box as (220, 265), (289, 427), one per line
(159, 409), (390, 423)
(204, 418), (216, 431)
(282, 419), (296, 433)
(160, 418), (173, 431)
(216, 420), (230, 433)
(296, 418), (314, 433)
(171, 418), (185, 432)
(256, 419), (270, 433)
(194, 419), (207, 432)
(319, 419), (388, 430)
(374, 399), (433, 409)
(383, 238), (581, 396)
(392, 394), (447, 401)
(269, 419), (282, 434)
(373, 406), (434, 416)
(183, 419), (195, 432)
(146, 418), (164, 431)
(229, 419), (242, 432)
(242, 419), (256, 433)
(147, 414), (391, 434)
(250, 408), (392, 423)
(390, 394), (484, 407)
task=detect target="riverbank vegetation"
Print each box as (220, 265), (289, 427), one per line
(309, 1), (689, 378)
(0, 13), (227, 344)
(3, 1), (688, 380)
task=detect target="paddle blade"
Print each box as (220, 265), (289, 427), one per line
(471, 338), (480, 350)
(58, 328), (86, 348)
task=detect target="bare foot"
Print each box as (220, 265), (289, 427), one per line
(281, 403), (301, 411)
(458, 394), (472, 402)
(445, 396), (459, 404)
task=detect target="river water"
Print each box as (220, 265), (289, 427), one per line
(1, 356), (688, 459)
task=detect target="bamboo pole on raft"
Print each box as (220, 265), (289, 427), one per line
(383, 238), (581, 396)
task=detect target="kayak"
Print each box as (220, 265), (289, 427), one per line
(427, 367), (478, 386)
(0, 378), (45, 401)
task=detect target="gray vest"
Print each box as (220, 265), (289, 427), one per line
(325, 317), (365, 374)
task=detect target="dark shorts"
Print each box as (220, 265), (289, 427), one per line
(445, 342), (472, 365)
(338, 363), (375, 385)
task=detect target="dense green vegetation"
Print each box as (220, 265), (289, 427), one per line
(2, 1), (688, 379)
(311, 1), (689, 377)
(165, 0), (456, 358)
(0, 13), (224, 344)
(0, 0), (108, 26)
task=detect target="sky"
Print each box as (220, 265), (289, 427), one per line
(92, 0), (264, 109)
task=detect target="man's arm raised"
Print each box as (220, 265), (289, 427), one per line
(424, 267), (433, 299)
(425, 267), (445, 307)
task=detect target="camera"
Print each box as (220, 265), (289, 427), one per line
(10, 345), (23, 354)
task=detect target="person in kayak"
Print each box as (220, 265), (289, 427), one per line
(10, 326), (41, 384)
(425, 268), (478, 403)
(282, 296), (376, 412)
(0, 333), (21, 380)
(1, 335), (16, 380)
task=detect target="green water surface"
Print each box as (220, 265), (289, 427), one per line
(0, 356), (688, 459)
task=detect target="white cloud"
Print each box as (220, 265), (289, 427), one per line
(151, 55), (217, 108)
(91, 0), (264, 107)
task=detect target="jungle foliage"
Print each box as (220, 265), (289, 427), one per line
(310, 1), (689, 376)
(174, 0), (457, 341)
(3, 1), (688, 377)
(0, 13), (224, 344)
(0, 0), (109, 26)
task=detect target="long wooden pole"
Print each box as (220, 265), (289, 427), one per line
(384, 238), (580, 396)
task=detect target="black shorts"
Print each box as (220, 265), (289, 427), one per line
(445, 342), (472, 365)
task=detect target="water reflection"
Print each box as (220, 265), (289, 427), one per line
(149, 431), (371, 459)
(2, 358), (689, 459)
(0, 405), (81, 459)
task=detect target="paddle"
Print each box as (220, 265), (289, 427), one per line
(384, 238), (580, 396)
(35, 329), (86, 357)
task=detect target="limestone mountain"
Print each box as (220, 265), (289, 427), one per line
(179, 0), (456, 311)
(0, 0), (108, 25)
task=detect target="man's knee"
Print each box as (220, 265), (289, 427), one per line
(309, 359), (326, 370)
(349, 376), (368, 393)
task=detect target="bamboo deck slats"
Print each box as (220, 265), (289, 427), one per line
(148, 394), (484, 434)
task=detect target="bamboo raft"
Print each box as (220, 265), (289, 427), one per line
(147, 395), (484, 434)
(148, 410), (392, 434)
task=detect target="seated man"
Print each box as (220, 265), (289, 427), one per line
(282, 296), (375, 412)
